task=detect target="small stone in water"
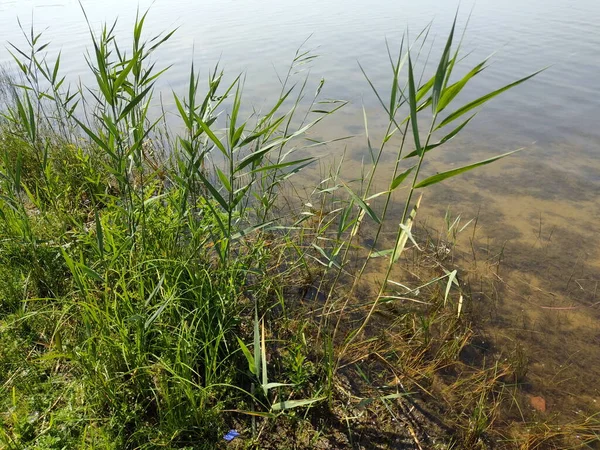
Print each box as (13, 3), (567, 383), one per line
(529, 395), (546, 412)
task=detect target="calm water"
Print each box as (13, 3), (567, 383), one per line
(2, 0), (600, 427)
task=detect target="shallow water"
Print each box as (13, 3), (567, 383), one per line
(2, 0), (600, 432)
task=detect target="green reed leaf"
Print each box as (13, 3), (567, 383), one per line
(250, 157), (314, 174)
(198, 119), (228, 157)
(173, 93), (192, 130)
(390, 165), (416, 190)
(237, 337), (256, 375)
(342, 184), (380, 224)
(407, 56), (421, 155)
(403, 114), (476, 159)
(271, 397), (325, 411)
(432, 18), (456, 112)
(415, 148), (523, 188)
(436, 69), (544, 130)
(437, 59), (488, 113)
(197, 172), (229, 212)
(215, 167), (232, 193)
(113, 53), (138, 92)
(118, 84), (153, 121)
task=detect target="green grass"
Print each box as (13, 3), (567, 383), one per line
(2, 8), (596, 450)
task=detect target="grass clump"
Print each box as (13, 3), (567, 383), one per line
(2, 8), (596, 450)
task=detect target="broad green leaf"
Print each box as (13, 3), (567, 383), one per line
(436, 69), (544, 130)
(403, 114), (476, 159)
(366, 190), (388, 201)
(389, 44), (401, 120)
(118, 85), (153, 121)
(11, 84), (33, 92)
(134, 10), (148, 45)
(102, 113), (120, 142)
(390, 165), (416, 190)
(406, 56), (421, 155)
(349, 207), (366, 238)
(250, 157), (314, 174)
(113, 53), (138, 92)
(198, 119), (228, 157)
(236, 139), (285, 172)
(416, 74), (435, 103)
(148, 29), (178, 53)
(271, 397), (325, 411)
(215, 167), (232, 192)
(432, 18), (456, 112)
(281, 159), (317, 180)
(229, 85), (242, 145)
(230, 221), (273, 241)
(342, 184), (380, 224)
(197, 172), (229, 212)
(437, 59), (487, 113)
(94, 72), (113, 106)
(358, 61), (393, 122)
(141, 64), (172, 86)
(78, 263), (103, 282)
(414, 148), (523, 188)
(7, 49), (29, 74)
(358, 392), (414, 408)
(231, 122), (246, 147)
(336, 203), (353, 238)
(232, 184), (251, 209)
(237, 337), (256, 375)
(311, 243), (341, 269)
(173, 94), (192, 130)
(256, 86), (293, 129)
(15, 151), (23, 190)
(381, 392), (415, 400)
(188, 62), (197, 116)
(143, 193), (169, 206)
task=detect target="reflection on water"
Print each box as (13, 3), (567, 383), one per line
(2, 0), (600, 429)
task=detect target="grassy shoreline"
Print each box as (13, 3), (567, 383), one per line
(1, 10), (598, 449)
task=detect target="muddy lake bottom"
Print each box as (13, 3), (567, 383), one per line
(296, 113), (600, 435)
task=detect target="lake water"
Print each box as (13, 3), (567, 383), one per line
(2, 0), (600, 432)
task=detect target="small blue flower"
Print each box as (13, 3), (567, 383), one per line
(223, 430), (240, 442)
